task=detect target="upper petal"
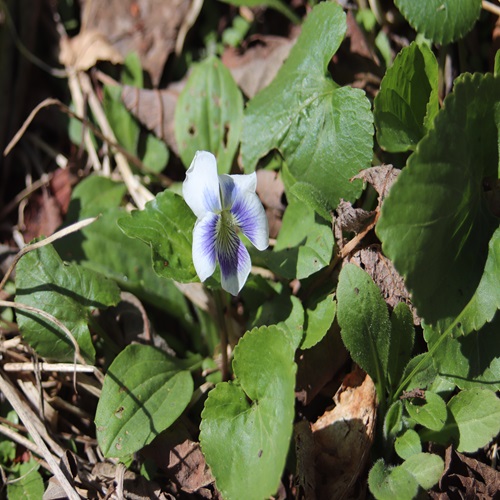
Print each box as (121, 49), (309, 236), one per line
(192, 212), (218, 282)
(219, 173), (269, 251)
(183, 151), (221, 218)
(216, 223), (252, 296)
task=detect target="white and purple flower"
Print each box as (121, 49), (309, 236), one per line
(183, 151), (269, 296)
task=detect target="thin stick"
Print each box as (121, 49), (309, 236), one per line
(3, 362), (95, 373)
(0, 173), (54, 220)
(483, 0), (500, 16)
(3, 97), (152, 175)
(0, 370), (80, 500)
(0, 216), (98, 292)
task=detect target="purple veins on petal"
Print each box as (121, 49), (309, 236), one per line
(192, 213), (218, 282)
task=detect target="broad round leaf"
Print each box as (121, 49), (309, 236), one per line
(15, 244), (120, 362)
(175, 56), (243, 174)
(95, 344), (193, 458)
(242, 2), (373, 210)
(118, 190), (197, 282)
(394, 0), (481, 45)
(376, 73), (500, 325)
(200, 326), (297, 500)
(448, 389), (500, 452)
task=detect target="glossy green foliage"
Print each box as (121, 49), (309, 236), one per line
(375, 42), (438, 152)
(95, 344), (194, 458)
(394, 0), (481, 45)
(200, 325), (300, 500)
(118, 191), (197, 282)
(15, 244), (120, 362)
(377, 73), (500, 326)
(242, 2), (373, 210)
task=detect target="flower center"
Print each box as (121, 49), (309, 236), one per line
(216, 209), (239, 253)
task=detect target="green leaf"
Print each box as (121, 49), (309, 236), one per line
(174, 56), (243, 174)
(337, 264), (391, 392)
(401, 353), (438, 392)
(219, 0), (300, 24)
(384, 401), (404, 442)
(15, 244), (120, 362)
(495, 49), (500, 77)
(423, 388), (500, 449)
(55, 176), (191, 317)
(289, 181), (332, 221)
(400, 453), (444, 490)
(387, 302), (415, 392)
(95, 344), (193, 458)
(268, 198), (334, 280)
(301, 294), (336, 349)
(200, 325), (297, 500)
(242, 2), (373, 210)
(448, 389), (500, 452)
(405, 391), (447, 431)
(141, 133), (169, 173)
(424, 316), (500, 391)
(394, 0), (481, 45)
(368, 459), (418, 500)
(374, 42), (438, 152)
(7, 460), (44, 500)
(103, 84), (140, 153)
(376, 73), (500, 326)
(122, 52), (143, 87)
(118, 190), (197, 282)
(395, 429), (421, 460)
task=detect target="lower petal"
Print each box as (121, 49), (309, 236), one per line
(192, 213), (218, 282)
(217, 228), (251, 296)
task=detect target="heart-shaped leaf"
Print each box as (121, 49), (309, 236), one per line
(175, 56), (243, 174)
(15, 244), (120, 362)
(95, 344), (194, 458)
(376, 73), (500, 326)
(242, 2), (373, 210)
(374, 41), (438, 152)
(118, 190), (197, 282)
(394, 0), (481, 45)
(200, 325), (299, 500)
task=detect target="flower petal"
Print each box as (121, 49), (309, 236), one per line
(219, 173), (269, 251)
(216, 220), (251, 296)
(192, 212), (218, 282)
(183, 151), (221, 219)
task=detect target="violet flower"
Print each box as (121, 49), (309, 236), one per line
(183, 151), (269, 295)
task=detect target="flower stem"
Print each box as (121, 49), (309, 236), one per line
(213, 289), (230, 382)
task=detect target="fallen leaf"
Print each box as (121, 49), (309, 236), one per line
(347, 244), (418, 324)
(122, 82), (183, 154)
(81, 0), (191, 86)
(311, 366), (377, 499)
(351, 164), (400, 204)
(59, 30), (123, 71)
(256, 170), (286, 239)
(430, 446), (500, 499)
(222, 35), (296, 98)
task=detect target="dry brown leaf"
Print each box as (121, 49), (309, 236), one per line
(311, 366), (377, 500)
(351, 164), (400, 204)
(295, 328), (349, 406)
(347, 244), (418, 324)
(430, 446), (500, 499)
(59, 30), (123, 71)
(222, 35), (296, 98)
(81, 0), (191, 86)
(256, 170), (285, 239)
(122, 82), (183, 155)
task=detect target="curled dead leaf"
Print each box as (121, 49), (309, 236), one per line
(59, 30), (123, 71)
(311, 367), (377, 499)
